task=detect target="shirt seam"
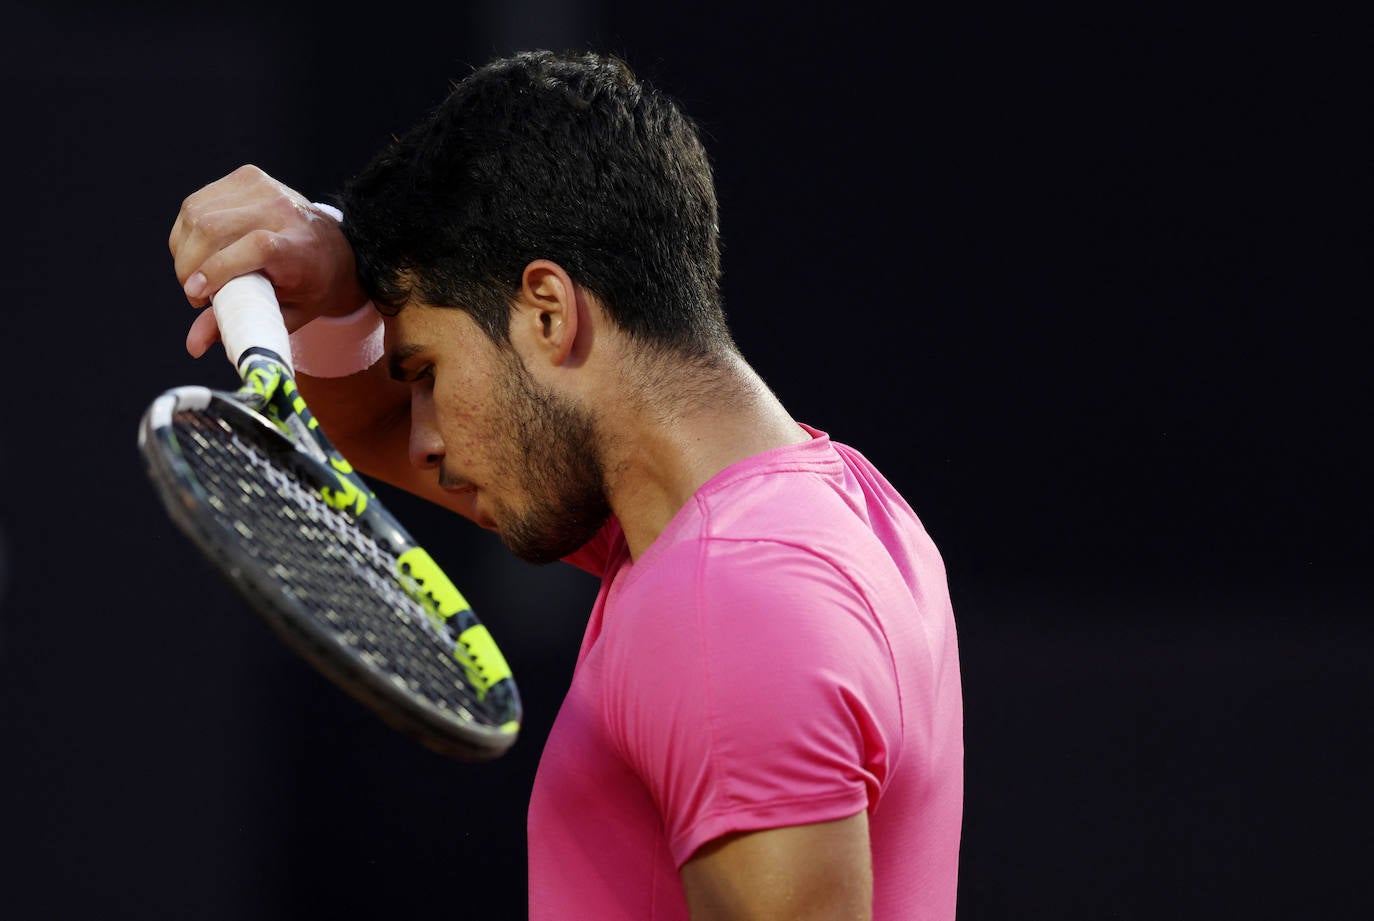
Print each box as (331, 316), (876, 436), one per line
(695, 491), (727, 812)
(671, 787), (870, 866)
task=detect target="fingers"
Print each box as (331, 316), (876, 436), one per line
(171, 164), (354, 359)
(179, 226), (286, 308)
(169, 164), (298, 306)
(173, 198), (279, 305)
(169, 166), (267, 261)
(185, 303), (223, 359)
(183, 268), (313, 360)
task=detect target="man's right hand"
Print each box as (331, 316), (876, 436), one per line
(168, 164), (368, 359)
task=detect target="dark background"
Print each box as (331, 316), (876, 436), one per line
(1, 2), (1367, 918)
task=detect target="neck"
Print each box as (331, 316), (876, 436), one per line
(595, 349), (810, 560)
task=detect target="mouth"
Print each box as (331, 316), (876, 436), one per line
(440, 477), (497, 530)
(471, 496), (498, 531)
(439, 473), (477, 494)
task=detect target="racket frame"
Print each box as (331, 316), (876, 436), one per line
(138, 285), (521, 761)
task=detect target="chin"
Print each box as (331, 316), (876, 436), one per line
(502, 535), (570, 566)
(501, 516), (606, 566)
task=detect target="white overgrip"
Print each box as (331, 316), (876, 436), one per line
(212, 272), (294, 376)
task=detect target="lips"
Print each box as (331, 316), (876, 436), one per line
(470, 494), (498, 531)
(440, 477), (496, 530)
(440, 474), (477, 494)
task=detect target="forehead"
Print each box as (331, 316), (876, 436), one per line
(387, 303), (490, 359)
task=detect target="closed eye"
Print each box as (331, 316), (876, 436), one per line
(388, 346), (434, 384)
(402, 364), (434, 385)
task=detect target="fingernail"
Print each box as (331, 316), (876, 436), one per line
(185, 273), (207, 298)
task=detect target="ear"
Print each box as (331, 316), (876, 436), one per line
(512, 259), (581, 367)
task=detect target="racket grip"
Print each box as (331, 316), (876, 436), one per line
(213, 273), (294, 376)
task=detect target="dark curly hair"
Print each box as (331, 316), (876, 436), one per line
(337, 50), (732, 360)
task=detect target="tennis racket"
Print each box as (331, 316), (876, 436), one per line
(137, 273), (521, 761)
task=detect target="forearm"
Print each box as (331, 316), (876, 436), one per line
(294, 356), (406, 472)
(294, 359), (480, 522)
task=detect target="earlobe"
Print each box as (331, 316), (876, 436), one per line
(518, 259), (580, 366)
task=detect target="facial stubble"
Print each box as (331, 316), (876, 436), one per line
(490, 353), (612, 564)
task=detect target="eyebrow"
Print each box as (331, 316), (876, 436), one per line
(387, 344), (426, 381)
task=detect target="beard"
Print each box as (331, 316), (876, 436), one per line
(488, 353), (612, 564)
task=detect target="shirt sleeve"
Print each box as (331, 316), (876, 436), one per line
(601, 535), (903, 868)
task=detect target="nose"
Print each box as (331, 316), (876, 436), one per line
(407, 386), (444, 470)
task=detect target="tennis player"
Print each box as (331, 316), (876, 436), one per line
(170, 50), (963, 921)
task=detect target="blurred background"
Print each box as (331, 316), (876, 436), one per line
(1, 2), (1366, 918)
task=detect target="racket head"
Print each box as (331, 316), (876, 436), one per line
(138, 384), (521, 761)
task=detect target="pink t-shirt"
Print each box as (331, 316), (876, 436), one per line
(527, 426), (963, 920)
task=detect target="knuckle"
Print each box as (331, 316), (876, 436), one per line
(179, 196), (201, 227)
(266, 189), (298, 221)
(191, 208), (221, 238)
(254, 229), (286, 265)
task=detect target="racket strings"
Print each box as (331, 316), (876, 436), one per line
(176, 410), (501, 724)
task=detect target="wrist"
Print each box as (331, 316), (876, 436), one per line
(313, 201), (343, 222)
(290, 301), (385, 378)
(288, 201), (383, 378)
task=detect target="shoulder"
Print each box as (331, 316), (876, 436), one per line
(600, 532), (903, 864)
(604, 530), (896, 713)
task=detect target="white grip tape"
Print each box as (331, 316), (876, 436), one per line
(213, 272), (294, 376)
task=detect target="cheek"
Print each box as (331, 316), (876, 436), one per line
(433, 383), (496, 457)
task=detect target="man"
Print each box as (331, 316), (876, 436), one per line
(170, 50), (962, 921)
